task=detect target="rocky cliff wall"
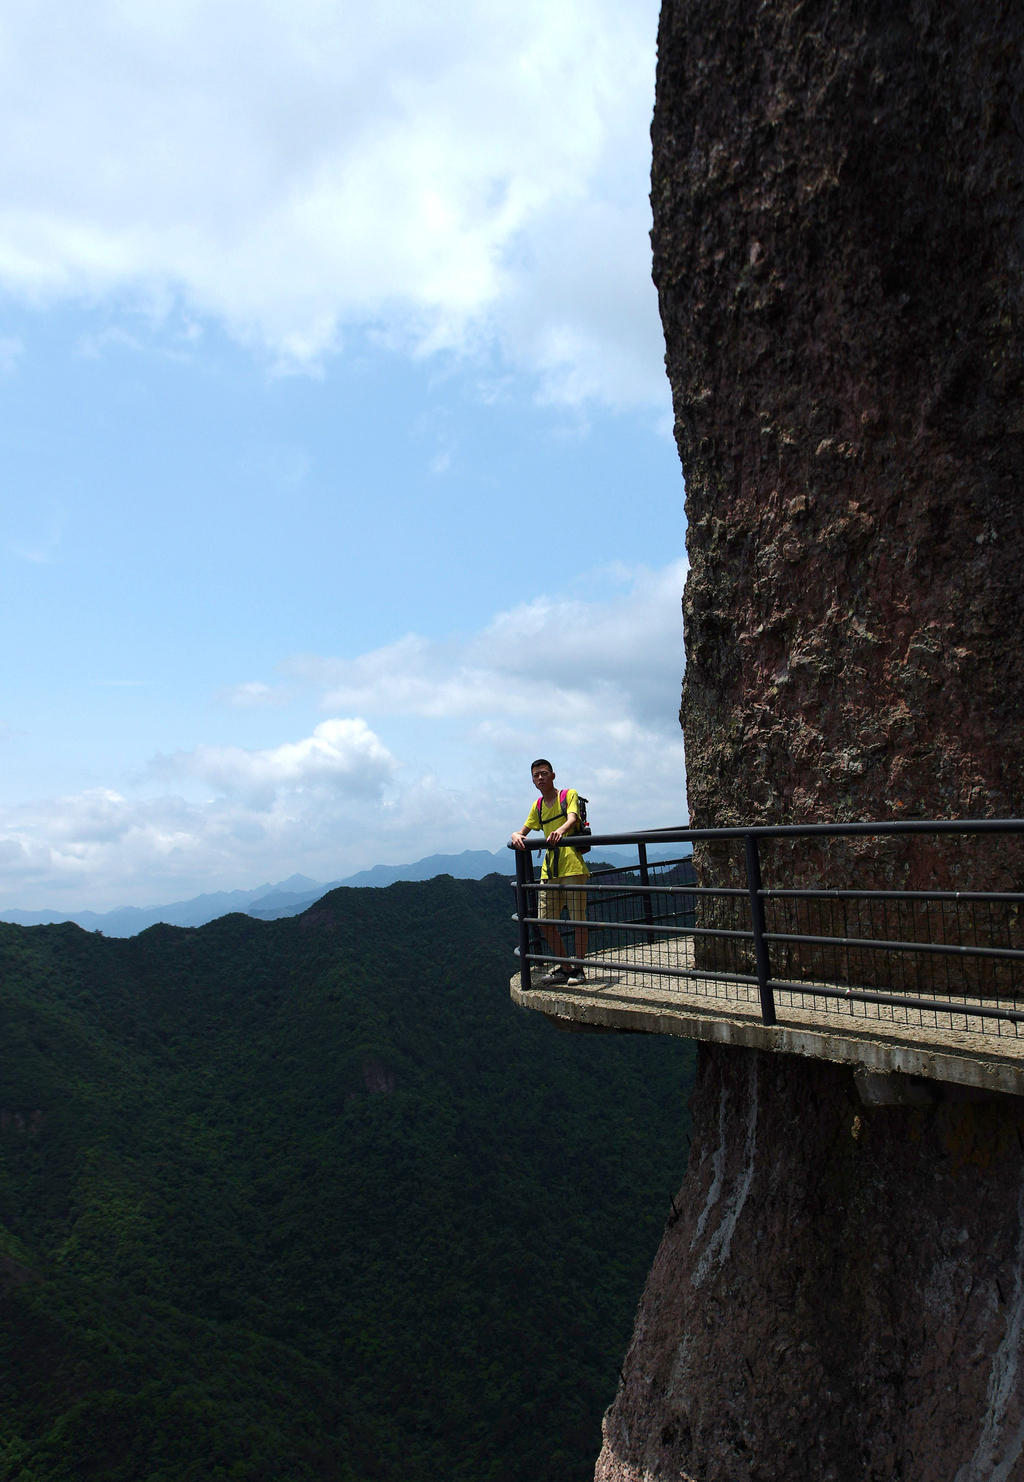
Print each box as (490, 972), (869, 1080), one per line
(653, 0), (1024, 836)
(597, 1047), (1024, 1481)
(596, 3), (1024, 1478)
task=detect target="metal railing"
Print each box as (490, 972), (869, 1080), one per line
(510, 820), (1024, 1038)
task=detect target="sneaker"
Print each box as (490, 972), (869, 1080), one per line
(537, 962), (570, 986)
(564, 965), (587, 984)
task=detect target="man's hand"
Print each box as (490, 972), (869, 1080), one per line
(548, 812), (578, 845)
(510, 830), (528, 850)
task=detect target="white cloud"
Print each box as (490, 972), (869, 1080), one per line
(314, 559), (690, 829)
(152, 717), (397, 809)
(0, 723), (405, 908)
(290, 558), (687, 728)
(217, 680), (293, 708)
(0, 0), (666, 406)
(0, 560), (687, 909)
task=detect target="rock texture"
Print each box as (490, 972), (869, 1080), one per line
(597, 1047), (1024, 1482)
(597, 2), (1024, 1478)
(654, 0), (1024, 832)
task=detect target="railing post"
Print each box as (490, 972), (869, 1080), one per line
(515, 846), (534, 992)
(744, 833), (777, 1026)
(637, 842), (654, 926)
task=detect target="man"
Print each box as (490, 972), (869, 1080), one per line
(511, 758), (589, 985)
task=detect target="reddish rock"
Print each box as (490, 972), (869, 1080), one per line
(597, 1047), (1024, 1481)
(654, 0), (1024, 837)
(597, 2), (1024, 1477)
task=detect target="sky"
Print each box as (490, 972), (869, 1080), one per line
(0, 0), (689, 911)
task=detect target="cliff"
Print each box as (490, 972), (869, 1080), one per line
(597, 2), (1024, 1477)
(598, 1047), (1024, 1480)
(655, 0), (1024, 833)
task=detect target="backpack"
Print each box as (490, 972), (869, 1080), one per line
(536, 789), (592, 854)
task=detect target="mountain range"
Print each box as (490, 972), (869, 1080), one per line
(0, 844), (692, 935)
(0, 874), (695, 1480)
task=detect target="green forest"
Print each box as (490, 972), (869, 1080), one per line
(0, 873), (695, 1482)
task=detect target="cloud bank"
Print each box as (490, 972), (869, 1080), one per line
(0, 0), (666, 405)
(0, 561), (688, 909)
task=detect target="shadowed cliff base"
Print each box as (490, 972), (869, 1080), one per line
(599, 0), (1024, 1473)
(597, 1044), (1024, 1482)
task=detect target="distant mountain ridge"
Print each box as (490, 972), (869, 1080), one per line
(0, 844), (691, 935)
(0, 873), (327, 937)
(0, 872), (696, 1480)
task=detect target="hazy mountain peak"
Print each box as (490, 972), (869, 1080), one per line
(0, 845), (690, 934)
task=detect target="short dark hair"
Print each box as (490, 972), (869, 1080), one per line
(530, 758), (553, 773)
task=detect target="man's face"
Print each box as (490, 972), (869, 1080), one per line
(532, 765), (555, 792)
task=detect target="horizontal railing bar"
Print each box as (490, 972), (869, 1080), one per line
(519, 914), (750, 941)
(522, 880), (742, 897)
(520, 951), (761, 988)
(764, 931), (1024, 963)
(519, 913), (697, 933)
(516, 952), (1024, 1025)
(762, 888), (1024, 904)
(514, 877), (1024, 904)
(509, 818), (1024, 851)
(514, 914), (696, 932)
(587, 919), (700, 935)
(769, 979), (1024, 1025)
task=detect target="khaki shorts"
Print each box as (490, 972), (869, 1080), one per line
(537, 878), (589, 922)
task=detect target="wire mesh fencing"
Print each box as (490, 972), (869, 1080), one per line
(511, 821), (1024, 1040)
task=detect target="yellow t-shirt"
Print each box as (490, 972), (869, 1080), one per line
(523, 789), (590, 881)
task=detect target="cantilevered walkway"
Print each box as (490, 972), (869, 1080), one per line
(509, 821), (1024, 1098)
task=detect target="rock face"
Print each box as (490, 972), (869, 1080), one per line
(597, 1047), (1024, 1482)
(596, 3), (1024, 1478)
(654, 0), (1024, 831)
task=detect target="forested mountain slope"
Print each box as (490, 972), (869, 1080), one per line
(0, 874), (694, 1482)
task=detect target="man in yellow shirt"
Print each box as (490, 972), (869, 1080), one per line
(511, 758), (590, 985)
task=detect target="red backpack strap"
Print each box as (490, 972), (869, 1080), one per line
(537, 792), (569, 827)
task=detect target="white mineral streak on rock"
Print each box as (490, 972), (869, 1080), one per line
(666, 1333), (696, 1403)
(691, 1056), (758, 1289)
(955, 1172), (1024, 1482)
(692, 1086), (728, 1246)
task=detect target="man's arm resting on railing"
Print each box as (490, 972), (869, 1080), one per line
(548, 813), (578, 844)
(511, 813), (579, 849)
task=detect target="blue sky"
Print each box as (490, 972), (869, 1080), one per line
(0, 0), (688, 910)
